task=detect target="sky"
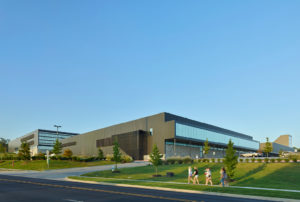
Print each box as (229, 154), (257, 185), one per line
(0, 0), (299, 148)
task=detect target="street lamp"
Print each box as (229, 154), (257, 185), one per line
(54, 125), (61, 139)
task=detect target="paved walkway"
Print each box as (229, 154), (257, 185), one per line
(68, 176), (300, 193)
(0, 161), (149, 180)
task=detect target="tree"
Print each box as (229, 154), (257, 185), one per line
(52, 139), (62, 155)
(113, 141), (122, 169)
(203, 138), (210, 158)
(0, 138), (9, 153)
(279, 149), (284, 157)
(0, 144), (5, 153)
(63, 149), (73, 158)
(264, 137), (273, 157)
(18, 141), (31, 160)
(98, 148), (104, 160)
(224, 139), (238, 180)
(149, 144), (163, 176)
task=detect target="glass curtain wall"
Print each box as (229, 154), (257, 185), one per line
(38, 131), (75, 153)
(176, 123), (259, 150)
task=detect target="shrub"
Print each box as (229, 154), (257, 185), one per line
(277, 158), (282, 163)
(121, 155), (133, 163)
(289, 155), (298, 163)
(271, 159), (276, 163)
(32, 152), (45, 160)
(106, 154), (114, 161)
(72, 156), (78, 161)
(251, 158), (256, 163)
(211, 158), (215, 163)
(245, 159), (249, 163)
(183, 157), (193, 164)
(217, 158), (221, 163)
(63, 149), (73, 159)
(239, 159), (244, 163)
(167, 158), (176, 164)
(202, 158), (208, 163)
(284, 158), (290, 163)
(162, 160), (168, 165)
(257, 159), (262, 163)
(176, 159), (183, 164)
(264, 158), (269, 163)
(50, 156), (57, 160)
(79, 157), (95, 162)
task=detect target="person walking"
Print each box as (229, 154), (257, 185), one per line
(205, 168), (213, 186)
(188, 166), (193, 184)
(220, 167), (227, 187)
(193, 166), (199, 184)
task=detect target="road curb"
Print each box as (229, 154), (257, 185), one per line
(65, 177), (300, 202)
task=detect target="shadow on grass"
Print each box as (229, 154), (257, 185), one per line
(234, 163), (300, 190)
(234, 163), (266, 181)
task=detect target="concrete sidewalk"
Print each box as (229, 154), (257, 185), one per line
(67, 176), (300, 193)
(66, 178), (300, 202)
(0, 161), (149, 180)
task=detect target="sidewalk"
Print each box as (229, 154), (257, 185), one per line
(67, 176), (300, 193)
(66, 177), (300, 202)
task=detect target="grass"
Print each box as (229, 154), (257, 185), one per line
(69, 162), (300, 200)
(0, 160), (114, 171)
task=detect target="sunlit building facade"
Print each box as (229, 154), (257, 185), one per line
(8, 129), (79, 156)
(61, 113), (260, 159)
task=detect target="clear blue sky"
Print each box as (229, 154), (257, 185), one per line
(0, 1), (299, 148)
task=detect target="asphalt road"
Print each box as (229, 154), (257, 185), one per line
(0, 174), (273, 202)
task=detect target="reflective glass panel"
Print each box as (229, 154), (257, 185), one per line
(176, 123), (259, 150)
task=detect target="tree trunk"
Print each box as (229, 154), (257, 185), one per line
(156, 166), (157, 176)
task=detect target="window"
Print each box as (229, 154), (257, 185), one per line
(175, 123), (259, 150)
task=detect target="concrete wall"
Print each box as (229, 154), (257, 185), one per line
(8, 130), (39, 153)
(61, 113), (175, 157)
(274, 135), (291, 147)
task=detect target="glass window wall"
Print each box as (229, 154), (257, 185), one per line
(176, 123), (259, 150)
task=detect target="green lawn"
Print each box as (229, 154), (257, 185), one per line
(70, 162), (300, 200)
(0, 160), (114, 171)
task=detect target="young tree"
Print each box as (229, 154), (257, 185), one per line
(264, 137), (273, 157)
(18, 141), (31, 160)
(63, 149), (73, 158)
(224, 139), (238, 180)
(149, 144), (163, 176)
(279, 149), (284, 157)
(52, 139), (62, 155)
(98, 148), (104, 160)
(113, 141), (122, 169)
(203, 138), (210, 158)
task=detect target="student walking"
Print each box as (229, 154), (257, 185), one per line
(205, 168), (213, 186)
(188, 166), (193, 184)
(193, 167), (199, 184)
(220, 167), (227, 187)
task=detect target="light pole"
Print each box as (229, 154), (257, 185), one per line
(54, 125), (61, 140)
